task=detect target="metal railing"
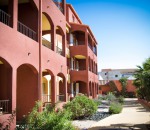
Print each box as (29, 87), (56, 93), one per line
(42, 37), (52, 49)
(18, 21), (36, 40)
(57, 95), (65, 102)
(42, 94), (51, 103)
(52, 0), (64, 13)
(0, 9), (11, 26)
(0, 100), (9, 114)
(56, 46), (63, 56)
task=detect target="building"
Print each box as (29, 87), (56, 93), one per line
(99, 69), (136, 94)
(0, 0), (99, 129)
(99, 68), (136, 80)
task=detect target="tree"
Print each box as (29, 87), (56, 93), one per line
(134, 57), (150, 101)
(119, 77), (128, 96)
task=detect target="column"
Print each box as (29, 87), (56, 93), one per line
(70, 83), (74, 98)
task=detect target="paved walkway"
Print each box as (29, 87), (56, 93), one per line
(89, 98), (150, 130)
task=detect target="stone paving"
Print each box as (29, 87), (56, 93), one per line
(89, 98), (150, 130)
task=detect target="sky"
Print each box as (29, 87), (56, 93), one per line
(66, 0), (150, 71)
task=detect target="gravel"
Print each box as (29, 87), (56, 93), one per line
(72, 104), (111, 130)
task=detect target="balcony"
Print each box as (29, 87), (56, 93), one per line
(0, 100), (9, 114)
(52, 0), (64, 13)
(18, 21), (36, 41)
(56, 46), (63, 56)
(42, 37), (52, 50)
(57, 95), (65, 102)
(88, 43), (97, 56)
(70, 41), (85, 46)
(0, 9), (10, 26)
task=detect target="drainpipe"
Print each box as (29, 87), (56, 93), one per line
(39, 0), (42, 105)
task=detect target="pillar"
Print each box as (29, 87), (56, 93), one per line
(70, 83), (74, 98)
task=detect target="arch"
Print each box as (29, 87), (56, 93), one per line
(17, 63), (38, 121)
(56, 26), (65, 56)
(56, 26), (65, 36)
(42, 69), (54, 103)
(42, 13), (54, 50)
(42, 12), (54, 31)
(89, 81), (92, 96)
(72, 80), (87, 96)
(92, 82), (95, 98)
(0, 57), (12, 113)
(57, 73), (66, 102)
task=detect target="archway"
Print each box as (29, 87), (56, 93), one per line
(17, 64), (38, 121)
(56, 26), (65, 56)
(0, 57), (12, 114)
(42, 13), (54, 50)
(89, 81), (92, 96)
(57, 73), (66, 102)
(72, 81), (87, 96)
(42, 69), (54, 103)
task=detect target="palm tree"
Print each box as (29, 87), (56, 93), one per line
(134, 57), (150, 100)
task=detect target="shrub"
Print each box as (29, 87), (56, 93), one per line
(16, 101), (75, 130)
(109, 102), (123, 114)
(106, 92), (116, 101)
(118, 96), (124, 104)
(64, 95), (98, 119)
(93, 98), (101, 106)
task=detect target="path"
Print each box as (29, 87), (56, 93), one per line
(89, 98), (150, 130)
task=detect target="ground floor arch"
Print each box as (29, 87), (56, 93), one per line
(17, 64), (38, 121)
(42, 69), (55, 104)
(0, 57), (12, 114)
(56, 73), (66, 102)
(70, 81), (87, 98)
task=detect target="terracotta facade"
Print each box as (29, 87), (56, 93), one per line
(0, 0), (98, 128)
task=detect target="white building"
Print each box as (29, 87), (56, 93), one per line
(99, 69), (136, 80)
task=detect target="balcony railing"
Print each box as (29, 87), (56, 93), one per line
(56, 46), (63, 56)
(88, 43), (93, 50)
(18, 21), (36, 41)
(57, 95), (65, 102)
(42, 94), (51, 103)
(52, 0), (64, 13)
(70, 41), (85, 46)
(0, 9), (10, 26)
(42, 37), (52, 49)
(0, 100), (9, 114)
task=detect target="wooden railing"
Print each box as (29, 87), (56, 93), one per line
(0, 9), (10, 26)
(0, 100), (9, 114)
(18, 21), (36, 40)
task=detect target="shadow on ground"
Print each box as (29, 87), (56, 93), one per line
(88, 123), (149, 130)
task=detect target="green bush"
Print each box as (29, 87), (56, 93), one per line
(106, 92), (116, 101)
(64, 95), (98, 119)
(109, 102), (123, 114)
(16, 101), (75, 130)
(93, 98), (101, 106)
(118, 96), (124, 104)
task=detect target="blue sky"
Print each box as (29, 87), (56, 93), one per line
(66, 0), (150, 71)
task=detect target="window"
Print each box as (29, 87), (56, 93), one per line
(115, 75), (118, 77)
